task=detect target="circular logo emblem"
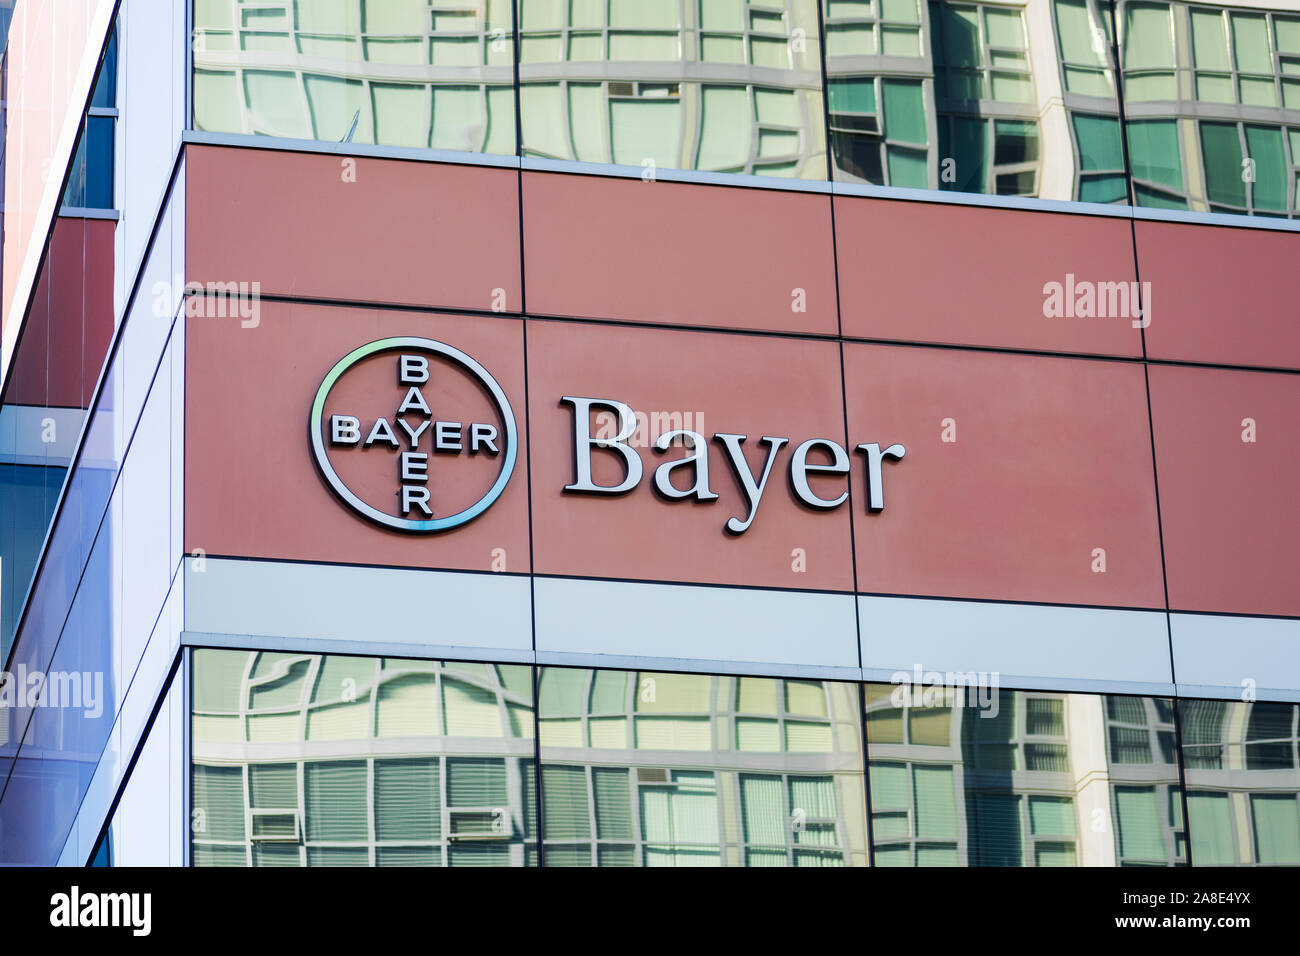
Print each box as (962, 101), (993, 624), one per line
(310, 337), (517, 532)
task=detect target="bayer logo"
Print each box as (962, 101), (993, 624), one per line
(310, 337), (517, 532)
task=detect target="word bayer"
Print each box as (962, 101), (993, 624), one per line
(562, 397), (905, 534)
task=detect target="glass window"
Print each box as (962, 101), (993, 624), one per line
(1072, 112), (1128, 202)
(0, 464), (66, 658)
(827, 1), (1063, 197)
(1200, 120), (1247, 209)
(1179, 699), (1300, 866)
(1244, 125), (1288, 213)
(1120, 1), (1300, 218)
(1126, 118), (1185, 207)
(63, 31), (117, 209)
(1056, 0), (1115, 96)
(518, 0), (826, 178)
(191, 0), (517, 154)
(865, 685), (1186, 866)
(538, 667), (868, 866)
(1122, 2), (1176, 100)
(190, 650), (537, 866)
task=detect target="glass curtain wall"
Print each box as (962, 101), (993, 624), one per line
(1116, 0), (1300, 215)
(191, 0), (518, 153)
(191, 649), (539, 866)
(189, 0), (1300, 215)
(864, 684), (1187, 866)
(190, 653), (1300, 866)
(537, 667), (869, 866)
(516, 0), (828, 177)
(1180, 699), (1300, 865)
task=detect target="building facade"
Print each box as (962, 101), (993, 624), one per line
(0, 0), (1297, 867)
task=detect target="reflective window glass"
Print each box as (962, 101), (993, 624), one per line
(191, 0), (517, 154)
(190, 650), (537, 866)
(1119, 0), (1300, 216)
(1179, 699), (1300, 866)
(538, 667), (868, 866)
(518, 0), (826, 178)
(865, 684), (1187, 866)
(826, 0), (1127, 202)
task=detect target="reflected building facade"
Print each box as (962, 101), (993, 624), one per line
(188, 0), (1300, 210)
(1182, 700), (1300, 864)
(867, 686), (1187, 865)
(1116, 0), (1300, 214)
(191, 650), (538, 866)
(188, 656), (1300, 867)
(536, 668), (867, 866)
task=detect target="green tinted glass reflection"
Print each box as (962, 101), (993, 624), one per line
(1179, 700), (1300, 866)
(191, 0), (516, 154)
(1245, 125), (1287, 211)
(538, 667), (868, 866)
(1073, 113), (1124, 170)
(831, 0), (1106, 199)
(1127, 118), (1183, 194)
(191, 650), (537, 867)
(940, 116), (987, 192)
(865, 686), (1186, 866)
(883, 78), (926, 144)
(518, 0), (825, 177)
(1123, 3), (1173, 70)
(1201, 121), (1247, 208)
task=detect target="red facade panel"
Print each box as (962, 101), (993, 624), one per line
(4, 216), (115, 409)
(834, 197), (1144, 358)
(522, 172), (839, 335)
(1137, 220), (1300, 370)
(185, 145), (522, 313)
(1149, 364), (1300, 617)
(843, 343), (1166, 608)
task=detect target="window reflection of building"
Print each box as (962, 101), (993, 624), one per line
(864, 684), (1187, 866)
(1052, 0), (1129, 201)
(190, 650), (538, 866)
(537, 669), (869, 866)
(187, 0), (1300, 213)
(518, 0), (827, 177)
(191, 0), (517, 153)
(827, 1), (1048, 195)
(1102, 696), (1186, 865)
(189, 656), (1300, 866)
(1114, 0), (1300, 215)
(1180, 699), (1300, 865)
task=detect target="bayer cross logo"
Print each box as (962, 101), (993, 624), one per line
(310, 337), (517, 532)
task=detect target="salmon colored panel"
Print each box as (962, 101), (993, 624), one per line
(1149, 365), (1300, 616)
(526, 320), (854, 590)
(1137, 221), (1300, 370)
(185, 301), (530, 573)
(185, 145), (521, 312)
(4, 217), (115, 409)
(845, 344), (1164, 607)
(835, 197), (1144, 358)
(522, 172), (839, 335)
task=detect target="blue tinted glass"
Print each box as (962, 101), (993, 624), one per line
(90, 31), (117, 109)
